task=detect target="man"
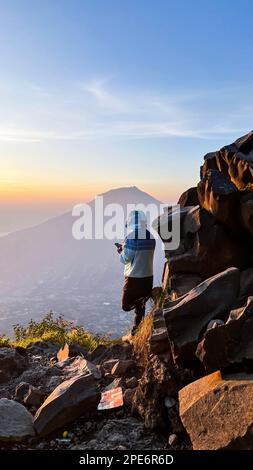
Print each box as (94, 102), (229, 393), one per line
(117, 210), (156, 342)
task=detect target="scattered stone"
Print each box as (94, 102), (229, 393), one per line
(111, 360), (135, 377)
(34, 373), (100, 436)
(72, 418), (166, 450)
(0, 348), (28, 384)
(15, 382), (31, 401)
(18, 363), (62, 391)
(89, 343), (132, 365)
(57, 356), (101, 380)
(23, 386), (44, 407)
(104, 378), (123, 391)
(125, 377), (138, 389)
(150, 327), (170, 355)
(102, 359), (119, 373)
(26, 341), (58, 357)
(168, 433), (178, 447)
(0, 398), (34, 441)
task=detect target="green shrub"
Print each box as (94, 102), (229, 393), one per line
(7, 311), (113, 350)
(0, 334), (11, 347)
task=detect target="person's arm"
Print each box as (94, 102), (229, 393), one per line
(120, 240), (135, 265)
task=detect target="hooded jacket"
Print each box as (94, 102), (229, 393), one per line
(120, 210), (156, 278)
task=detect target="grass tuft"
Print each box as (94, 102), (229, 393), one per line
(132, 310), (154, 366)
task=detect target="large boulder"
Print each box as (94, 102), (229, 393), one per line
(177, 187), (199, 208)
(34, 372), (100, 436)
(0, 398), (34, 441)
(0, 347), (28, 384)
(179, 370), (253, 450)
(170, 273), (203, 298)
(183, 205), (215, 235)
(169, 220), (251, 279)
(197, 169), (239, 230)
(152, 206), (193, 246)
(196, 297), (253, 372)
(164, 267), (240, 365)
(201, 130), (253, 191)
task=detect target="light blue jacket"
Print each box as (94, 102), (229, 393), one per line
(120, 211), (156, 278)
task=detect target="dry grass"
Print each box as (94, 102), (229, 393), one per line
(132, 310), (154, 367)
(132, 288), (167, 366)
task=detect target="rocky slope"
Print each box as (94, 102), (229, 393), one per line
(2, 130), (253, 451)
(0, 338), (187, 450)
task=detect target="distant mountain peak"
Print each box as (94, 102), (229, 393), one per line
(97, 185), (162, 204)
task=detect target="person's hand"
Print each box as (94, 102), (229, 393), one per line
(117, 244), (123, 254)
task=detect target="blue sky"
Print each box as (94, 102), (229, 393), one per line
(0, 0), (253, 231)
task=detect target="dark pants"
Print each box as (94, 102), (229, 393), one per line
(122, 276), (153, 334)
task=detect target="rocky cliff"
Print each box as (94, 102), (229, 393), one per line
(147, 129), (253, 450)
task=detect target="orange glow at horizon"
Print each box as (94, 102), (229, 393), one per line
(0, 179), (182, 206)
(0, 181), (101, 204)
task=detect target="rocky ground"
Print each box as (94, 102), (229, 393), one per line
(0, 338), (190, 450)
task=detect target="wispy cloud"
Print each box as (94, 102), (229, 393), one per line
(0, 79), (252, 143)
(83, 79), (128, 113)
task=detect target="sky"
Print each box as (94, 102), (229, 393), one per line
(0, 0), (253, 232)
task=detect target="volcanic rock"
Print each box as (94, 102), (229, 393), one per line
(164, 267), (240, 365)
(179, 370), (253, 449)
(111, 359), (135, 377)
(125, 377), (138, 389)
(196, 297), (253, 372)
(169, 221), (250, 279)
(201, 130), (253, 191)
(240, 193), (253, 236)
(170, 273), (203, 297)
(0, 398), (34, 441)
(132, 355), (178, 429)
(23, 385), (44, 407)
(34, 372), (100, 436)
(0, 348), (28, 384)
(197, 169), (239, 230)
(15, 382), (31, 401)
(177, 187), (199, 207)
(123, 388), (136, 407)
